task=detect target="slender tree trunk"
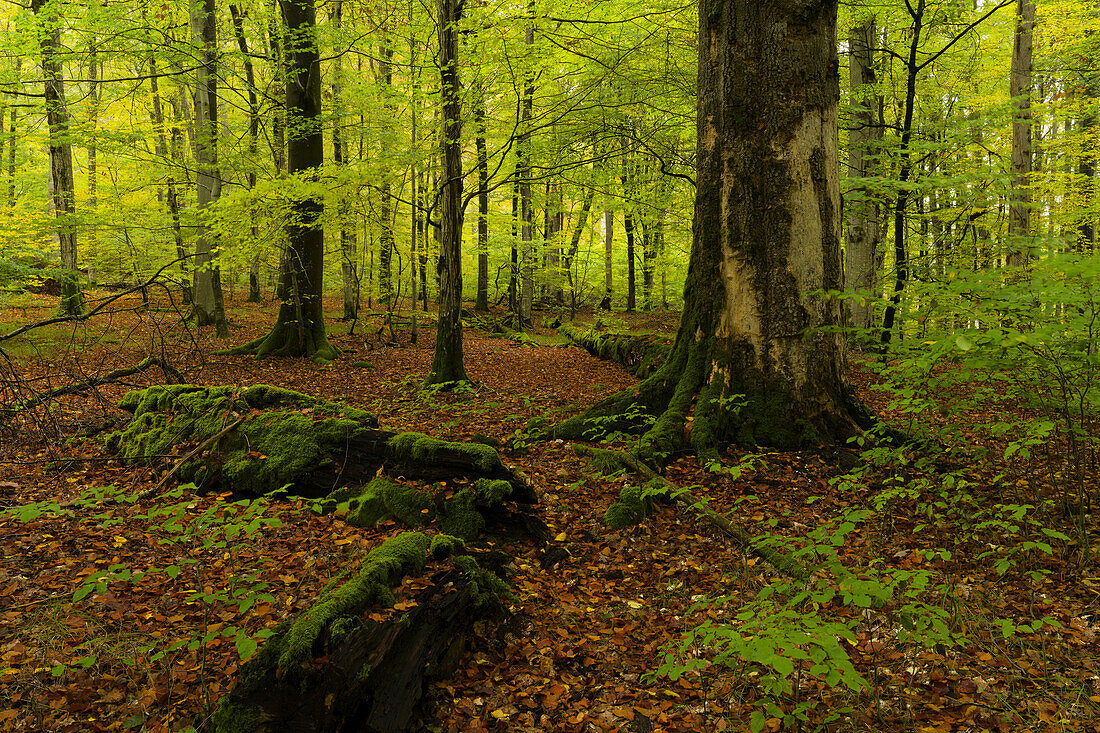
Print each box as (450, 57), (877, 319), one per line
(509, 175), (520, 313)
(621, 142), (636, 313)
(191, 0), (228, 336)
(229, 4), (265, 303)
(330, 0), (358, 318)
(428, 0), (469, 385)
(564, 185), (595, 304)
(881, 0), (924, 346)
(150, 58), (192, 304)
(377, 36), (396, 307)
(600, 207), (613, 310)
(844, 18), (884, 335)
(32, 0), (83, 315)
(6, 59), (18, 208)
(1007, 0), (1034, 267)
(518, 5), (535, 328)
(86, 43), (98, 285)
(474, 94), (490, 311)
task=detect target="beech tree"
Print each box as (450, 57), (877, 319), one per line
(549, 0), (870, 460)
(32, 0), (83, 315)
(228, 0), (337, 361)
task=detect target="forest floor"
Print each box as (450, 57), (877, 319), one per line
(0, 289), (1098, 733)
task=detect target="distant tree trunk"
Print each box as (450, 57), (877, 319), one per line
(1007, 0), (1034, 267)
(881, 0), (924, 346)
(86, 43), (98, 285)
(545, 183), (563, 303)
(150, 57), (192, 304)
(641, 219), (654, 311)
(844, 17), (884, 335)
(6, 58), (17, 208)
(600, 208), (612, 310)
(621, 142), (636, 313)
(377, 36), (396, 307)
(32, 0), (83, 315)
(191, 0), (228, 336)
(474, 96), (490, 312)
(549, 0), (868, 461)
(623, 212), (636, 313)
(427, 0), (469, 385)
(331, 0), (358, 319)
(409, 22), (420, 310)
(509, 176), (520, 313)
(1079, 106), (1096, 253)
(564, 185), (594, 305)
(230, 4), (265, 303)
(230, 0), (336, 361)
(518, 7), (535, 328)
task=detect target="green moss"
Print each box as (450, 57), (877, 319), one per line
(346, 477), (434, 528)
(472, 478), (512, 505)
(451, 554), (512, 613)
(430, 533), (466, 559)
(441, 489), (485, 541)
(277, 531), (430, 671)
(211, 697), (259, 733)
(107, 385), (376, 495)
(351, 360), (375, 369)
(327, 615), (360, 645)
(388, 432), (503, 473)
(602, 482), (670, 529)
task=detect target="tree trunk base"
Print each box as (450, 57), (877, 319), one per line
(224, 317), (339, 363)
(544, 332), (874, 465)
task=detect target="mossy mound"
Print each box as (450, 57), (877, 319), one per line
(560, 324), (671, 379)
(106, 384), (377, 495)
(441, 490), (485, 541)
(346, 477), (434, 528)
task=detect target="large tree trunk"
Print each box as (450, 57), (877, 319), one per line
(1007, 0), (1034, 267)
(426, 0), (469, 385)
(547, 0), (868, 463)
(191, 0), (229, 336)
(229, 0), (336, 361)
(844, 18), (884, 336)
(32, 0), (83, 315)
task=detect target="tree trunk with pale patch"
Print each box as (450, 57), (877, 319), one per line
(547, 0), (869, 462)
(1007, 0), (1034, 267)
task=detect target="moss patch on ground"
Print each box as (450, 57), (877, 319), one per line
(106, 384), (377, 495)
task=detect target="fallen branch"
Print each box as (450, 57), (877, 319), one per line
(571, 444), (807, 580)
(132, 413), (252, 502)
(1, 356), (183, 416)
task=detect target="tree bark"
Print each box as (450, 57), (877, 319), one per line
(331, 0), (359, 319)
(6, 57), (17, 208)
(229, 4), (265, 304)
(427, 0), (469, 386)
(1007, 0), (1034, 267)
(32, 0), (83, 315)
(518, 5), (535, 328)
(150, 57), (192, 305)
(600, 207), (613, 310)
(377, 37), (396, 307)
(547, 0), (869, 462)
(844, 17), (884, 335)
(190, 0), (228, 336)
(474, 93), (490, 312)
(229, 0), (336, 361)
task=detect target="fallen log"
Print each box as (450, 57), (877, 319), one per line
(212, 533), (510, 733)
(559, 323), (671, 378)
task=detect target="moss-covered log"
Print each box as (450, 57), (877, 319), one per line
(213, 532), (510, 733)
(107, 385), (537, 502)
(559, 323), (671, 379)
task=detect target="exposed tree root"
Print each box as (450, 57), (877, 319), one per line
(572, 444), (807, 580)
(223, 315), (339, 363)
